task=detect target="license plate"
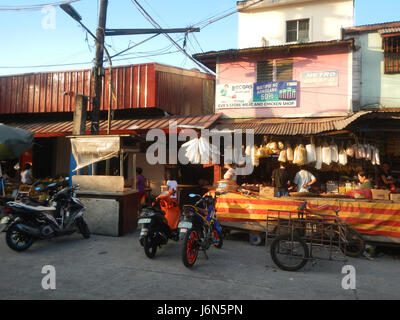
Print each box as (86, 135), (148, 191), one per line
(178, 221), (192, 229)
(140, 228), (148, 236)
(138, 218), (151, 224)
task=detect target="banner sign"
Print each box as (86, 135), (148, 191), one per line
(216, 81), (298, 109)
(301, 71), (339, 88)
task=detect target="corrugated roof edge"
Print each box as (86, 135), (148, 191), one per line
(193, 39), (354, 61)
(343, 20), (400, 34)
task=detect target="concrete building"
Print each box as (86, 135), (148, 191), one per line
(343, 21), (400, 110)
(237, 0), (354, 49)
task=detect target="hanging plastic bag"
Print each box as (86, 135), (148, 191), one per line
(315, 145), (322, 170)
(346, 142), (355, 158)
(374, 147), (381, 166)
(278, 149), (287, 162)
(306, 141), (316, 163)
(330, 141), (339, 163)
(322, 141), (332, 165)
(286, 143), (294, 162)
(338, 148), (348, 166)
(294, 144), (307, 166)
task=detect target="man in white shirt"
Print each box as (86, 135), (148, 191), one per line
(21, 163), (33, 185)
(293, 167), (317, 193)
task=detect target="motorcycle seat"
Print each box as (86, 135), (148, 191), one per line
(9, 202), (55, 212)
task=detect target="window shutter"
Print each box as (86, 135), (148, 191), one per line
(298, 19), (310, 42)
(257, 61), (274, 82)
(286, 21), (297, 43)
(276, 59), (293, 81)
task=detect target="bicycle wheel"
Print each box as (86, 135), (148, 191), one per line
(341, 228), (365, 258)
(270, 233), (309, 271)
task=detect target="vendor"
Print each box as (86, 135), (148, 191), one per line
(223, 163), (237, 181)
(293, 166), (316, 193)
(271, 162), (291, 197)
(379, 163), (397, 191)
(358, 171), (372, 189)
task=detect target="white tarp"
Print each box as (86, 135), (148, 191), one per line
(70, 136), (120, 172)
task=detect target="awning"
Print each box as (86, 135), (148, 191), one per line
(5, 114), (222, 138)
(215, 111), (373, 136)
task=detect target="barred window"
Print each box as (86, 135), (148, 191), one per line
(257, 61), (274, 82)
(383, 36), (400, 74)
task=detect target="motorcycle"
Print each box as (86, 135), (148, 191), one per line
(178, 188), (226, 268)
(1, 178), (90, 252)
(138, 190), (181, 258)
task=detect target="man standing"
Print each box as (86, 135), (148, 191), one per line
(271, 162), (291, 197)
(293, 166), (317, 193)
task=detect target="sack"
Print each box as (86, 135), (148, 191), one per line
(278, 149), (287, 162)
(294, 144), (307, 166)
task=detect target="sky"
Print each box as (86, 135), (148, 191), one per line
(0, 0), (399, 76)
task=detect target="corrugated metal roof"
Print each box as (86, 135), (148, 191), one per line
(379, 27), (400, 35)
(344, 21), (400, 34)
(215, 111), (372, 136)
(5, 114), (222, 137)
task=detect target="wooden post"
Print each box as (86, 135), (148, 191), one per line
(72, 94), (88, 135)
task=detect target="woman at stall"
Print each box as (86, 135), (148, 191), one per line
(358, 171), (372, 190)
(379, 163), (397, 192)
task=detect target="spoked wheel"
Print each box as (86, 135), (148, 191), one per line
(182, 229), (199, 268)
(76, 218), (90, 239)
(144, 235), (158, 259)
(6, 226), (34, 252)
(340, 228), (365, 258)
(270, 233), (309, 271)
(212, 229), (223, 249)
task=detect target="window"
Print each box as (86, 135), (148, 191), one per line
(286, 19), (310, 43)
(383, 36), (400, 74)
(257, 59), (293, 82)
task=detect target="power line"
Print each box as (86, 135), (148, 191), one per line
(0, 0), (80, 11)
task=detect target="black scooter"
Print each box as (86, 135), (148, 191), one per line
(2, 179), (90, 251)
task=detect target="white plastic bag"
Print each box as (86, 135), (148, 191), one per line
(331, 143), (339, 163)
(338, 148), (348, 166)
(286, 145), (294, 162)
(315, 145), (322, 169)
(322, 142), (332, 165)
(278, 149), (287, 162)
(306, 143), (316, 163)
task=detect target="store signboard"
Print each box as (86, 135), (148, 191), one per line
(300, 70), (339, 88)
(253, 81), (298, 107)
(216, 81), (298, 109)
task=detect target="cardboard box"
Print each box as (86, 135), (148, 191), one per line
(260, 186), (277, 198)
(371, 189), (391, 200)
(390, 193), (400, 202)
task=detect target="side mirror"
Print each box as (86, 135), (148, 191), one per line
(189, 193), (197, 198)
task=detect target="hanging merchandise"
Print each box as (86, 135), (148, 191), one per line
(315, 144), (322, 170)
(306, 137), (316, 164)
(278, 149), (287, 162)
(338, 147), (348, 166)
(251, 145), (259, 167)
(330, 140), (339, 163)
(346, 141), (355, 158)
(293, 144), (307, 166)
(322, 140), (332, 165)
(245, 145), (251, 156)
(278, 141), (285, 150)
(371, 146), (377, 166)
(365, 144), (372, 161)
(286, 142), (294, 163)
(374, 146), (381, 166)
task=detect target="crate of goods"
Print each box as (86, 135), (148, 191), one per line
(390, 193), (400, 202)
(371, 189), (391, 200)
(259, 186), (277, 198)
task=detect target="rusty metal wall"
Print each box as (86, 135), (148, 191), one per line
(0, 64), (157, 114)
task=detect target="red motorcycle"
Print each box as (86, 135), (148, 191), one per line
(138, 190), (181, 258)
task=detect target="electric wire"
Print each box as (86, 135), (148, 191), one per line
(0, 0), (80, 11)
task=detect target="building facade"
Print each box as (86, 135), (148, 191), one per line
(237, 0), (354, 49)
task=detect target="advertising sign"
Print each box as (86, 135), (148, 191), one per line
(301, 71), (339, 88)
(216, 81), (298, 109)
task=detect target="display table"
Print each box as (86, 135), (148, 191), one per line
(216, 192), (400, 244)
(77, 189), (138, 237)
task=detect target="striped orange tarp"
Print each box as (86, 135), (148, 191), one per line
(215, 193), (400, 240)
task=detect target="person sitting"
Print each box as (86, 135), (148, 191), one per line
(358, 171), (372, 189)
(20, 163), (33, 185)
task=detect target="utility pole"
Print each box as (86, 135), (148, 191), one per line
(91, 0), (108, 135)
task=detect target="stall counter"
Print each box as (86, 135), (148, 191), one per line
(216, 192), (400, 244)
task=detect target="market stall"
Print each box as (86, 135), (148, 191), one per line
(68, 134), (142, 236)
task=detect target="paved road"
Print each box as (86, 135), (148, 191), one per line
(0, 230), (399, 300)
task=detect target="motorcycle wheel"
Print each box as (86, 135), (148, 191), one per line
(212, 229), (223, 249)
(6, 226), (34, 252)
(144, 235), (157, 258)
(76, 218), (90, 239)
(182, 229), (199, 268)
